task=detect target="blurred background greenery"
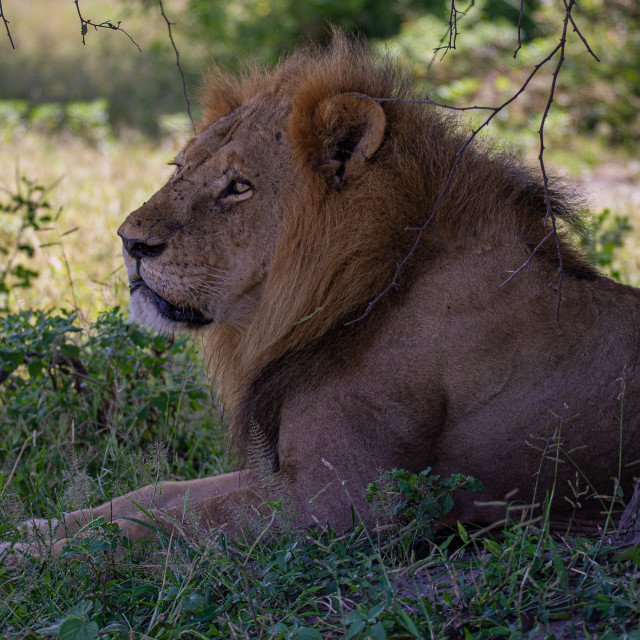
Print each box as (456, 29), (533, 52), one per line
(0, 0), (638, 314)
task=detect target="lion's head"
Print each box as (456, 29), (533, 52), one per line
(119, 33), (592, 458)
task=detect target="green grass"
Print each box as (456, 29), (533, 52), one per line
(2, 511), (639, 639)
(1, 309), (640, 639)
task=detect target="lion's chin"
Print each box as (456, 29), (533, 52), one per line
(128, 279), (213, 334)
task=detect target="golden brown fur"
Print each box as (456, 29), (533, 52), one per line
(3, 35), (640, 564)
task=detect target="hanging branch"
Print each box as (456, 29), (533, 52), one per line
(0, 0), (14, 49)
(503, 0), (588, 324)
(157, 0), (195, 134)
(563, 0), (600, 62)
(348, 0), (599, 326)
(73, 0), (142, 52)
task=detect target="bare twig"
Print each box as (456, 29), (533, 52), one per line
(372, 96), (495, 112)
(536, 0), (579, 324)
(73, 0), (142, 52)
(348, 42), (564, 326)
(513, 0), (524, 58)
(349, 0), (598, 327)
(0, 0), (14, 49)
(157, 0), (195, 134)
(428, 0), (475, 69)
(433, 0), (469, 60)
(2, 435), (31, 498)
(500, 230), (554, 287)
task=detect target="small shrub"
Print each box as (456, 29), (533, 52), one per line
(66, 99), (112, 142)
(26, 100), (112, 142)
(365, 467), (483, 544)
(0, 177), (58, 312)
(28, 102), (65, 132)
(579, 208), (633, 282)
(0, 307), (221, 513)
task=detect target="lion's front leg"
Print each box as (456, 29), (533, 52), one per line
(53, 470), (255, 539)
(1, 470), (263, 565)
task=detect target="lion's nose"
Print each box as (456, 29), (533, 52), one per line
(119, 233), (167, 260)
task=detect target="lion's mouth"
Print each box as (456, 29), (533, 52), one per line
(129, 279), (212, 326)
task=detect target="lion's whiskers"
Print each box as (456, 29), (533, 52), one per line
(190, 274), (232, 294)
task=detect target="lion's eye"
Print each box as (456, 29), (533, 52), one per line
(169, 162), (183, 177)
(230, 180), (251, 194)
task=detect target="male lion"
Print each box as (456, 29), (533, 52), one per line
(6, 35), (640, 558)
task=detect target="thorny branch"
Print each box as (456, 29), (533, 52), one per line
(435, 0), (466, 57)
(158, 0), (195, 134)
(349, 0), (599, 327)
(0, 0), (14, 49)
(563, 0), (599, 62)
(73, 0), (142, 52)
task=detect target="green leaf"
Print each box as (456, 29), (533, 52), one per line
(297, 628), (323, 640)
(367, 603), (385, 620)
(439, 493), (454, 515)
(130, 329), (148, 348)
(59, 343), (81, 360)
(457, 521), (469, 544)
(183, 593), (205, 611)
(269, 622), (289, 635)
(612, 543), (640, 563)
(398, 610), (422, 638)
(550, 543), (569, 589)
(483, 539), (502, 556)
(152, 335), (167, 351)
(27, 358), (44, 378)
(345, 611), (362, 625)
(150, 393), (168, 412)
(59, 619), (98, 640)
(0, 349), (24, 369)
(86, 538), (113, 554)
(369, 623), (387, 640)
(347, 620), (366, 638)
(66, 600), (93, 618)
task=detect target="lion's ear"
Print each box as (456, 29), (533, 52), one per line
(290, 92), (386, 187)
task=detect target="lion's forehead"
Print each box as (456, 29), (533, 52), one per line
(187, 97), (291, 167)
